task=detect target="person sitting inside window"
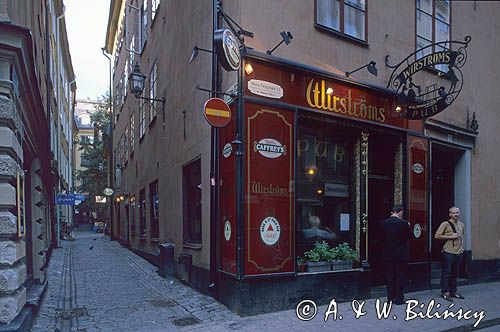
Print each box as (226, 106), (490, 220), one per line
(302, 215), (337, 241)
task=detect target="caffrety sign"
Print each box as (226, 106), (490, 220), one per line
(306, 79), (386, 123)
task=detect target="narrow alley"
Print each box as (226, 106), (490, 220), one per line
(31, 230), (500, 332)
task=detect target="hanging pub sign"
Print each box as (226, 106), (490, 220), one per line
(214, 28), (241, 71)
(386, 36), (471, 120)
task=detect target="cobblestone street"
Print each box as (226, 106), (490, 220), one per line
(32, 230), (500, 332)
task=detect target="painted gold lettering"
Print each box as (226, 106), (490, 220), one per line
(315, 140), (328, 158)
(298, 139), (309, 157)
(378, 108), (386, 122)
(339, 98), (347, 113)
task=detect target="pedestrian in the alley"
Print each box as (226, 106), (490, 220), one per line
(435, 206), (466, 302)
(381, 204), (411, 305)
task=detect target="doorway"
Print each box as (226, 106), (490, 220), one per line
(367, 133), (399, 285)
(431, 143), (463, 261)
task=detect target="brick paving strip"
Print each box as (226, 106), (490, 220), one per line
(32, 230), (500, 332)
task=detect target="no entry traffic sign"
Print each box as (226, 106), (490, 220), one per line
(203, 98), (231, 128)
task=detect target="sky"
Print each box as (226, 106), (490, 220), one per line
(65, 0), (111, 101)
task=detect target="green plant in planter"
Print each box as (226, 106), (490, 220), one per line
(303, 241), (334, 262)
(330, 242), (359, 262)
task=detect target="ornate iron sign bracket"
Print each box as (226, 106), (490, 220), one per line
(385, 36), (471, 120)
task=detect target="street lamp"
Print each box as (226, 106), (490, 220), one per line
(129, 62), (166, 124)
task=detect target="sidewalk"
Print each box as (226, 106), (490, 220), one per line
(32, 230), (500, 331)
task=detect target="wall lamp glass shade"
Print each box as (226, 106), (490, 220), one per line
(129, 63), (146, 96)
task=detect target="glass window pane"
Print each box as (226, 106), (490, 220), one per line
(345, 0), (365, 10)
(416, 36), (432, 60)
(434, 45), (449, 72)
(344, 6), (365, 40)
(317, 0), (340, 31)
(416, 10), (432, 40)
(417, 0), (432, 15)
(436, 0), (450, 23)
(435, 20), (449, 45)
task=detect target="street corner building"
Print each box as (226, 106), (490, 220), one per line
(0, 0), (76, 329)
(105, 0), (500, 315)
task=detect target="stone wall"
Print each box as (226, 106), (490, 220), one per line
(0, 86), (26, 324)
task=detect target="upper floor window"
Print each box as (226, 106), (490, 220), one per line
(130, 112), (135, 153)
(149, 61), (158, 122)
(416, 0), (450, 71)
(152, 0), (161, 22)
(141, 0), (148, 48)
(316, 0), (366, 42)
(139, 95), (146, 139)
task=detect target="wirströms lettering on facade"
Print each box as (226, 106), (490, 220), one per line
(251, 181), (289, 196)
(306, 79), (385, 123)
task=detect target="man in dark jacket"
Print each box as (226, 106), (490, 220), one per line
(381, 204), (411, 304)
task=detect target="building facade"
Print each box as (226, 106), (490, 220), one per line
(105, 0), (500, 314)
(0, 0), (75, 327)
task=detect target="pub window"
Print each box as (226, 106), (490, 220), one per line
(183, 158), (202, 245)
(416, 0), (450, 72)
(149, 180), (159, 239)
(316, 0), (366, 42)
(139, 188), (146, 237)
(296, 116), (358, 260)
(149, 61), (158, 123)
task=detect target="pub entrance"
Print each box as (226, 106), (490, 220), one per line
(431, 143), (463, 261)
(367, 132), (400, 285)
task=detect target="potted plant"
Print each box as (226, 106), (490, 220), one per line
(303, 241), (334, 272)
(330, 243), (358, 271)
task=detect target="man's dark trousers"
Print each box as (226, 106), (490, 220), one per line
(441, 251), (463, 295)
(385, 261), (407, 303)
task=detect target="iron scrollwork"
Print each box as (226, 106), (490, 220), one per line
(385, 36), (471, 120)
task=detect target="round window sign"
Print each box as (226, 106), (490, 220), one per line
(412, 163), (424, 174)
(413, 223), (422, 238)
(224, 219), (231, 241)
(260, 216), (281, 246)
(222, 143), (232, 158)
(254, 138), (286, 159)
(214, 29), (241, 71)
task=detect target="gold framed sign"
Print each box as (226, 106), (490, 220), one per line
(16, 171), (26, 237)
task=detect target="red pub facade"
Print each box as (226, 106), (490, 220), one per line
(215, 52), (433, 313)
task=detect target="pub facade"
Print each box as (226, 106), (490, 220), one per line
(105, 0), (498, 315)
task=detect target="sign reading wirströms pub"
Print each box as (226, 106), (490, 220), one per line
(386, 36), (471, 119)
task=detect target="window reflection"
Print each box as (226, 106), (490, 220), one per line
(296, 117), (357, 259)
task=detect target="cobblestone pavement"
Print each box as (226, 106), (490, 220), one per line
(32, 230), (500, 332)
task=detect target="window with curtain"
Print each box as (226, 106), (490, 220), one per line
(416, 0), (450, 72)
(316, 0), (366, 42)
